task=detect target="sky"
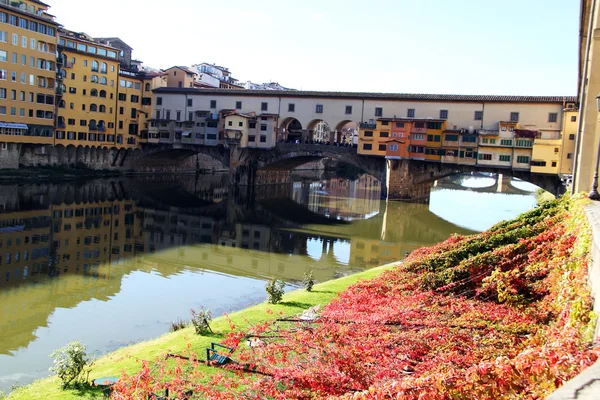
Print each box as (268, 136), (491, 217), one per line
(48, 0), (580, 95)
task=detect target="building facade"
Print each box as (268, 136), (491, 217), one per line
(56, 29), (120, 148)
(0, 0), (59, 150)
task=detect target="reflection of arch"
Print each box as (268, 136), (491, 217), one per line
(76, 145), (84, 164)
(66, 145), (76, 165)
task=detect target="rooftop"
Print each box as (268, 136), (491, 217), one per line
(152, 87), (577, 103)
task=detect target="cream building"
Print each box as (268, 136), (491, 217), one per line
(152, 88), (573, 146)
(574, 0), (600, 193)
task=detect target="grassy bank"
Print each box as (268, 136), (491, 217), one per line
(6, 265), (394, 400)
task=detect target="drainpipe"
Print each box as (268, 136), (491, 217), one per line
(571, 0), (596, 194)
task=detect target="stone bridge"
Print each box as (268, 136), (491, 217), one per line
(134, 143), (564, 201)
(386, 159), (563, 202)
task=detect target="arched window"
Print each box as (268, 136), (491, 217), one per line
(91, 60), (99, 72)
(60, 84), (66, 91)
(99, 90), (106, 98)
(90, 104), (98, 112)
(99, 105), (106, 113)
(100, 77), (107, 85)
(60, 69), (66, 78)
(98, 120), (105, 128)
(89, 119), (97, 129)
(90, 89), (98, 97)
(100, 62), (107, 74)
(58, 116), (65, 126)
(58, 99), (66, 108)
(145, 83), (151, 91)
(91, 75), (98, 83)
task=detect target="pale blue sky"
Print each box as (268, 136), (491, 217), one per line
(49, 0), (579, 95)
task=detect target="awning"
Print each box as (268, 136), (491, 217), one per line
(182, 131), (192, 137)
(0, 122), (28, 129)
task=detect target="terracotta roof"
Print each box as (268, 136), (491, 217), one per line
(152, 87), (576, 103)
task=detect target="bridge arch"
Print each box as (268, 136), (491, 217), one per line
(334, 120), (358, 145)
(307, 119), (331, 143)
(279, 117), (303, 142)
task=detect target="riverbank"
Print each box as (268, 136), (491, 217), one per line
(0, 166), (123, 184)
(6, 265), (394, 399)
(98, 195), (597, 398)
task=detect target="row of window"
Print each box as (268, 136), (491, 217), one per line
(0, 88), (52, 103)
(0, 68), (53, 87)
(59, 39), (118, 59)
(0, 105), (52, 118)
(0, 11), (57, 37)
(158, 97), (562, 124)
(0, 49), (56, 72)
(54, 131), (134, 143)
(478, 153), (532, 164)
(226, 120), (269, 131)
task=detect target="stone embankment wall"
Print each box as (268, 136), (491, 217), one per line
(548, 202), (600, 400)
(0, 144), (227, 172)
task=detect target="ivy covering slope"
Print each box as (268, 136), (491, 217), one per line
(111, 195), (599, 399)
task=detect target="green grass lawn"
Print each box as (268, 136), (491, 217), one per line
(6, 264), (394, 400)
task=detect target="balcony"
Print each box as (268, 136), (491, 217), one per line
(411, 127), (427, 134)
(98, 126), (106, 132)
(57, 122), (66, 128)
(360, 123), (377, 129)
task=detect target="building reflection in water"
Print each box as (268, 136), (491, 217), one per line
(0, 172), (481, 390)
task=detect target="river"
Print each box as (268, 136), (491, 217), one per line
(0, 171), (540, 391)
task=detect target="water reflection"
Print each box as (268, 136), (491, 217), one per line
(0, 172), (535, 390)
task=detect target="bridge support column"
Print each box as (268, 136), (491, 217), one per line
(385, 159), (435, 203)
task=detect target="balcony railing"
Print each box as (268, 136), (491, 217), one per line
(479, 130), (499, 136)
(359, 123), (377, 129)
(98, 126), (106, 132)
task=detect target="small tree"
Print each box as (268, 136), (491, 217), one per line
(266, 279), (285, 304)
(49, 341), (92, 388)
(190, 307), (213, 335)
(302, 270), (315, 292)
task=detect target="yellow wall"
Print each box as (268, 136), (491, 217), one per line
(165, 67), (195, 88)
(560, 109), (578, 175)
(116, 74), (143, 148)
(531, 139), (562, 174)
(0, 2), (59, 143)
(223, 114), (250, 147)
(57, 35), (120, 148)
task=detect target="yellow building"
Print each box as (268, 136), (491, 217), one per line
(139, 72), (167, 142)
(573, 0), (600, 193)
(164, 66), (197, 88)
(57, 29), (120, 148)
(116, 71), (144, 147)
(0, 0), (59, 145)
(423, 120), (445, 162)
(358, 119), (392, 157)
(531, 137), (562, 175)
(560, 108), (578, 176)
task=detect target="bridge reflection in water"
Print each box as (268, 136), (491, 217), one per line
(0, 172), (536, 390)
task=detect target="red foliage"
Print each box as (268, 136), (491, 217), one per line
(110, 197), (599, 399)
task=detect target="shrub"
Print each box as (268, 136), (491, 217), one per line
(266, 279), (285, 304)
(302, 270), (315, 292)
(49, 341), (92, 388)
(190, 307), (213, 335)
(170, 318), (188, 332)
